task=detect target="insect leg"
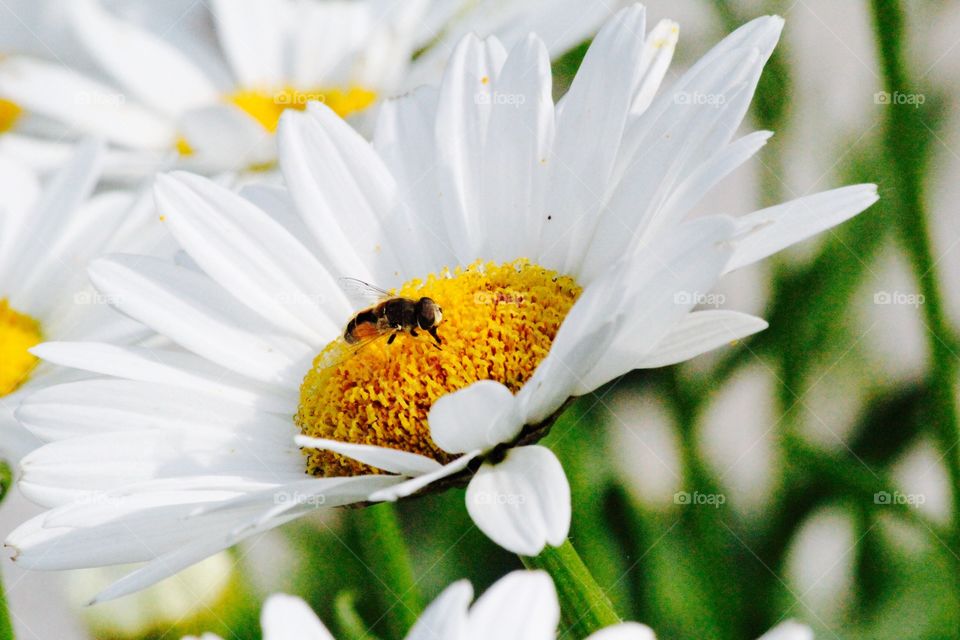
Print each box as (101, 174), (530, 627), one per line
(387, 332), (398, 345)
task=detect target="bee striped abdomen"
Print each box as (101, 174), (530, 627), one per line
(344, 309), (380, 344)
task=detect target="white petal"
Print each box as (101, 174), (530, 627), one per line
(634, 311), (768, 368)
(187, 477), (400, 525)
(429, 380), (522, 454)
(278, 103), (403, 284)
(295, 436), (441, 476)
(757, 621), (814, 640)
(476, 34), (554, 263)
(87, 509), (305, 603)
(211, 0), (285, 89)
(0, 56), (175, 148)
(465, 446), (570, 556)
(30, 342), (297, 413)
(0, 153), (40, 283)
(538, 5), (652, 273)
(261, 594), (334, 640)
(727, 184), (879, 272)
(87, 255), (313, 386)
(155, 172), (348, 343)
(20, 429), (303, 505)
(466, 570), (558, 640)
(17, 379), (292, 442)
(372, 85), (453, 275)
(13, 191), (131, 319)
(405, 580), (472, 640)
(368, 451), (480, 503)
(69, 0), (218, 116)
(3, 139), (103, 310)
(655, 130), (773, 231)
(434, 33), (509, 262)
(576, 215), (737, 392)
(585, 622), (658, 640)
(178, 105), (274, 171)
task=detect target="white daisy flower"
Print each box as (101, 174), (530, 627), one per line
(0, 140), (150, 462)
(185, 570), (814, 640)
(188, 570), (658, 640)
(6, 5), (877, 601)
(0, 0), (616, 177)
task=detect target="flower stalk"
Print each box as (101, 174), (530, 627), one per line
(353, 503), (423, 638)
(870, 0), (960, 559)
(521, 539), (621, 639)
(0, 461), (15, 640)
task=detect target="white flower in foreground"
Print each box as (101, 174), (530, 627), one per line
(0, 0), (614, 177)
(188, 570), (657, 640)
(7, 5), (877, 601)
(0, 141), (149, 462)
(187, 570), (814, 640)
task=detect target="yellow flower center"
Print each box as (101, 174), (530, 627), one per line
(0, 299), (42, 396)
(0, 98), (23, 133)
(228, 86), (377, 133)
(175, 136), (194, 156)
(296, 261), (581, 477)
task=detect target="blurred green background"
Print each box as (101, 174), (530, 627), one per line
(3, 0), (960, 638)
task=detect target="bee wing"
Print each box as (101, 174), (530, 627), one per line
(338, 277), (393, 308)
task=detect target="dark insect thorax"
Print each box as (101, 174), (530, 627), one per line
(382, 298), (416, 329)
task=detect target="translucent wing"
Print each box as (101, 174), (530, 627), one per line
(338, 277), (392, 308)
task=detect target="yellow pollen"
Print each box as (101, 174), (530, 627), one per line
(228, 86), (377, 133)
(296, 260), (582, 477)
(0, 98), (23, 133)
(0, 299), (42, 396)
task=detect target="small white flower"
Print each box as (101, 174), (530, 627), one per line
(186, 570), (813, 640)
(0, 140), (150, 462)
(7, 5), (877, 601)
(188, 570), (658, 640)
(0, 0), (616, 177)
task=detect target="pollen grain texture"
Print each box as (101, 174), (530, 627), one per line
(296, 260), (581, 477)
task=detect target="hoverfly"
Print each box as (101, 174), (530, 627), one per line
(339, 278), (443, 348)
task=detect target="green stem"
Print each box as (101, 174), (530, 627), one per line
(870, 0), (960, 555)
(354, 503), (423, 639)
(0, 462), (14, 640)
(521, 539), (621, 639)
(334, 591), (381, 640)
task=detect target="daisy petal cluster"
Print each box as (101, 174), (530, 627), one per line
(0, 140), (152, 462)
(0, 0), (616, 177)
(5, 4), (877, 604)
(186, 570), (813, 640)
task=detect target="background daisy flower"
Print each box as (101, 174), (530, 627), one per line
(5, 5), (877, 604)
(0, 140), (153, 463)
(0, 0), (618, 177)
